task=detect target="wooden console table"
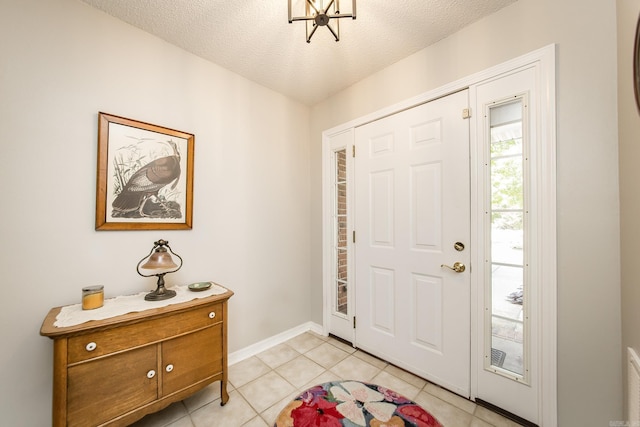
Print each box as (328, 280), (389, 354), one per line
(40, 286), (233, 427)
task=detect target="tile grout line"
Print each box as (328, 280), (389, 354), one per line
(143, 332), (524, 427)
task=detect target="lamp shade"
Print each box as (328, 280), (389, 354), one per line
(136, 239), (183, 301)
(139, 247), (178, 271)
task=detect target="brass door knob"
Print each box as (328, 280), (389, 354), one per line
(441, 262), (466, 273)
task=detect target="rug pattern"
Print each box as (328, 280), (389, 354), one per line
(273, 380), (443, 427)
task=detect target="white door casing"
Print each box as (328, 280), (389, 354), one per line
(354, 90), (471, 397)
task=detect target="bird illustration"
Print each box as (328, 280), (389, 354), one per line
(111, 140), (181, 218)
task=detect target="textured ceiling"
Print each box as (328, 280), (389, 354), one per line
(80, 0), (517, 106)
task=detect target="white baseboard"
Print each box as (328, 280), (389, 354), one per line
(228, 321), (325, 366)
(628, 347), (640, 423)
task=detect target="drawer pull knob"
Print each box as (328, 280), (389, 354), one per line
(85, 342), (97, 352)
(209, 312), (216, 319)
(165, 364), (174, 373)
(147, 370), (156, 379)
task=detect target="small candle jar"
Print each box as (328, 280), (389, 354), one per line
(82, 285), (104, 310)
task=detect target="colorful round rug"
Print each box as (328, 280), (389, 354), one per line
(273, 380), (442, 427)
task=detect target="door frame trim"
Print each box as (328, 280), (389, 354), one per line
(321, 44), (557, 426)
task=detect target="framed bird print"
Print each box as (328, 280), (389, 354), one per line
(95, 112), (194, 230)
(635, 13), (640, 113)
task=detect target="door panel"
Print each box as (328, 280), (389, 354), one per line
(371, 170), (394, 246)
(370, 267), (395, 334)
(355, 90), (470, 396)
(412, 273), (443, 352)
(412, 163), (441, 249)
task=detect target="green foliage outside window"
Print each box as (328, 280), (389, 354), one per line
(490, 137), (523, 230)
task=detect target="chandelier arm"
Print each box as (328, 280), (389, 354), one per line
(325, 0), (336, 13)
(326, 23), (339, 42)
(306, 23), (320, 43)
(327, 13), (355, 19)
(306, 0), (320, 14)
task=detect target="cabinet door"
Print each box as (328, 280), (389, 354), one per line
(161, 324), (223, 396)
(67, 345), (158, 426)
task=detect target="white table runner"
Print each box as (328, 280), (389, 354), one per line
(54, 282), (227, 328)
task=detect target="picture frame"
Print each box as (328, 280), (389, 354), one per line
(634, 14), (640, 112)
(95, 112), (194, 230)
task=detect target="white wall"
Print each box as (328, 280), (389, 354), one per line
(309, 0), (622, 425)
(0, 0), (311, 425)
(618, 0), (640, 417)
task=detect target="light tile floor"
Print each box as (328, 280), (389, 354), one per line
(131, 332), (525, 427)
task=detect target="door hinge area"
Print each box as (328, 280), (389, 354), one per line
(353, 230), (356, 243)
(462, 108), (471, 119)
(353, 316), (356, 329)
(352, 145), (356, 157)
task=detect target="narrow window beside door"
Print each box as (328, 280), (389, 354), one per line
(487, 98), (527, 380)
(334, 149), (348, 315)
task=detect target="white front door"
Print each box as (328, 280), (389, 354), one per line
(354, 90), (471, 396)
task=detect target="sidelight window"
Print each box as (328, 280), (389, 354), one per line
(334, 148), (348, 315)
(486, 98), (528, 381)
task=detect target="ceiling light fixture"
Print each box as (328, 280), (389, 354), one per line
(288, 0), (356, 43)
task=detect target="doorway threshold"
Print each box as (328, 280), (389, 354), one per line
(475, 398), (538, 427)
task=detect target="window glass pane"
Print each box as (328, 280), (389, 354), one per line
(336, 281), (348, 315)
(490, 100), (522, 126)
(488, 99), (526, 379)
(491, 156), (523, 210)
(491, 317), (524, 375)
(336, 149), (347, 181)
(490, 123), (522, 155)
(334, 149), (348, 315)
(336, 248), (348, 315)
(491, 214), (523, 265)
(336, 248), (347, 280)
(491, 265), (524, 319)
(490, 244), (525, 377)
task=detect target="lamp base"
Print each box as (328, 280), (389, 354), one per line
(144, 288), (177, 301)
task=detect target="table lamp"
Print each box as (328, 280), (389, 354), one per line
(136, 239), (183, 301)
